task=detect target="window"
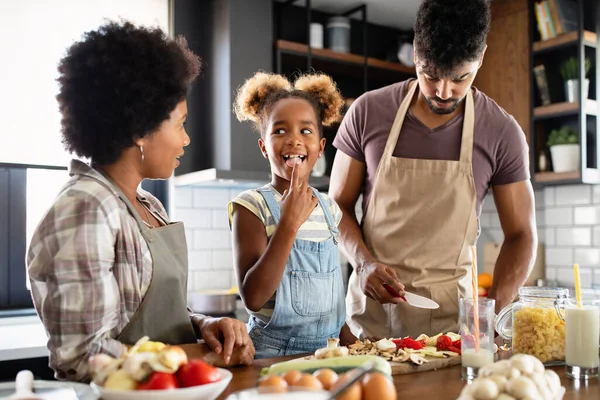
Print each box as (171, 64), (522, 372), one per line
(0, 0), (170, 313)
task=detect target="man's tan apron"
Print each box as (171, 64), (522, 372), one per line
(346, 81), (478, 339)
(105, 183), (198, 345)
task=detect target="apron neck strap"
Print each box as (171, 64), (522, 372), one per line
(458, 89), (475, 164)
(381, 80), (419, 161)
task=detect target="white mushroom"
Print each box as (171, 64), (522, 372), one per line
(409, 354), (428, 365)
(479, 360), (511, 378)
(543, 369), (561, 394)
(531, 356), (545, 374)
(510, 354), (536, 375)
(488, 375), (508, 392)
(530, 372), (554, 400)
(376, 338), (397, 352)
(496, 394), (516, 400)
(506, 376), (540, 399)
(504, 367), (522, 380)
(314, 338), (349, 359)
(469, 378), (499, 400)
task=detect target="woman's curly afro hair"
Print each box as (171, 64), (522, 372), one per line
(56, 20), (202, 165)
(233, 72), (344, 136)
(414, 0), (490, 75)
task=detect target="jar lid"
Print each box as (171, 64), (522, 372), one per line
(327, 16), (350, 27)
(518, 286), (569, 299)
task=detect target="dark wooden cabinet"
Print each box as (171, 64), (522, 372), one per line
(474, 0), (532, 143)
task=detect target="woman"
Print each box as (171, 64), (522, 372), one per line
(26, 21), (254, 382)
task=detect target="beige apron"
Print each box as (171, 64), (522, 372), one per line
(109, 184), (198, 345)
(346, 81), (478, 339)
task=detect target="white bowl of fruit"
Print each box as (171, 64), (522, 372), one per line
(89, 336), (232, 400)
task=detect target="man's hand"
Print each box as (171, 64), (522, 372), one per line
(358, 262), (405, 304)
(197, 317), (255, 364)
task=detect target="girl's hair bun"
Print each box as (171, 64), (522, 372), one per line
(234, 72), (291, 122)
(293, 73), (344, 126)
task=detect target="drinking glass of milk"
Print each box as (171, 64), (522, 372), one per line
(565, 299), (599, 380)
(460, 298), (496, 380)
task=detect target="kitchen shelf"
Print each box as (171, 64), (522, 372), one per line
(534, 171), (581, 183)
(533, 100), (598, 119)
(275, 40), (416, 74)
(533, 30), (597, 53)
(535, 168), (600, 185)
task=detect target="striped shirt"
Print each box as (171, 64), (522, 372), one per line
(26, 159), (200, 382)
(228, 184), (342, 324)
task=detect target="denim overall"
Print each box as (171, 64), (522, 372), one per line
(248, 187), (346, 359)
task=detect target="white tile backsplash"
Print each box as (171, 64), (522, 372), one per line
(555, 227), (592, 246)
(175, 209), (211, 228)
(173, 186), (235, 292)
(555, 185), (591, 206)
(545, 247), (574, 267)
(193, 188), (232, 209)
(211, 209), (230, 229)
(574, 206), (600, 225)
(573, 248), (600, 267)
(545, 187), (555, 207)
(555, 267), (593, 288)
(194, 230), (232, 250)
(544, 228), (556, 246)
(545, 208), (572, 226)
(593, 185), (600, 204)
(189, 270), (232, 292)
(174, 187), (193, 208)
(188, 250), (212, 271)
(594, 226), (600, 247)
(212, 249), (234, 270)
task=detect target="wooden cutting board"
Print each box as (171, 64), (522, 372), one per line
(389, 355), (461, 375)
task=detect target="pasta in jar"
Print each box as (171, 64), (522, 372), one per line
(512, 306), (565, 363)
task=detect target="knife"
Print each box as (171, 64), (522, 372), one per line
(382, 284), (440, 309)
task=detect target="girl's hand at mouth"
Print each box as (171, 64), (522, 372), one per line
(279, 159), (318, 233)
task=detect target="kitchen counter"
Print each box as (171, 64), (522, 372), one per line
(217, 355), (600, 400)
(0, 316), (48, 362)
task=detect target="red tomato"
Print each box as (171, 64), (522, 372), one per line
(436, 335), (453, 351)
(176, 359), (222, 387)
(138, 372), (178, 390)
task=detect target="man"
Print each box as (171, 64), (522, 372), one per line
(331, 0), (537, 341)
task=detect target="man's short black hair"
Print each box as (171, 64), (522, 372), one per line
(56, 21), (201, 165)
(414, 0), (491, 75)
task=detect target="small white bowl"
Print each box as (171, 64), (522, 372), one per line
(90, 368), (232, 400)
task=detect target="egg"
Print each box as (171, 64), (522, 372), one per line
(282, 370), (303, 386)
(313, 368), (339, 390)
(330, 370), (362, 400)
(294, 373), (324, 391)
(258, 375), (288, 393)
(362, 372), (397, 400)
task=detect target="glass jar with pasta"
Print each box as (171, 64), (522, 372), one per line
(495, 287), (569, 365)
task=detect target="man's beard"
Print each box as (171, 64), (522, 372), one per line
(424, 95), (463, 115)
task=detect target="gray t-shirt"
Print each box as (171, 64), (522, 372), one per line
(333, 79), (530, 218)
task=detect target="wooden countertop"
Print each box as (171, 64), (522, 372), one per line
(217, 355), (600, 399)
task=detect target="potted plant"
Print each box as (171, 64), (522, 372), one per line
(547, 126), (579, 173)
(559, 57), (592, 103)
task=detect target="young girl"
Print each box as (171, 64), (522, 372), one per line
(229, 72), (350, 358)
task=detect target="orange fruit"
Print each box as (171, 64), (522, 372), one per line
(478, 273), (493, 289)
